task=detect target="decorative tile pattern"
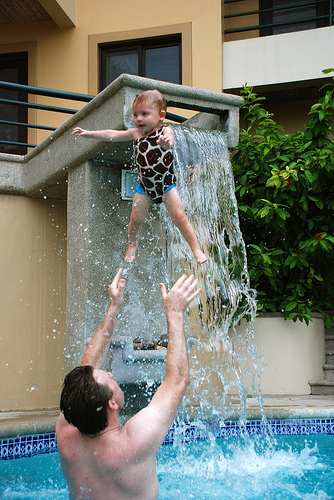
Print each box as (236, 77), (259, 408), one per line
(0, 432), (57, 461)
(1, 418), (333, 460)
(163, 418), (334, 445)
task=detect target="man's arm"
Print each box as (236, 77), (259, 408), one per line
(81, 268), (126, 368)
(72, 127), (136, 142)
(123, 275), (200, 452)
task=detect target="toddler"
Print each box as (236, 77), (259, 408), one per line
(72, 89), (207, 264)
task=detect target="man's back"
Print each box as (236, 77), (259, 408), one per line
(56, 413), (159, 500)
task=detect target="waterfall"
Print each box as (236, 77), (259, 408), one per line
(160, 126), (265, 422)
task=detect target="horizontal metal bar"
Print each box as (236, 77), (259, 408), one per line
(224, 14), (329, 33)
(0, 80), (94, 102)
(165, 111), (187, 123)
(224, 0), (326, 19)
(0, 98), (78, 114)
(0, 82), (188, 150)
(0, 119), (56, 131)
(0, 139), (36, 148)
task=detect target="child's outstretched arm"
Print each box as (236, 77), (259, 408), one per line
(72, 127), (136, 142)
(157, 125), (174, 150)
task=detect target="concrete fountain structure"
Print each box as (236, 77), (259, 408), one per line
(0, 74), (243, 391)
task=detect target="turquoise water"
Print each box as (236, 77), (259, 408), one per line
(1, 434), (333, 499)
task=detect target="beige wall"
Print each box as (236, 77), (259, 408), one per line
(0, 0), (223, 145)
(190, 315), (324, 403)
(0, 195), (67, 411)
(239, 315), (325, 394)
(239, 99), (318, 135)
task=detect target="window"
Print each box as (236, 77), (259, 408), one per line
(99, 35), (181, 91)
(259, 0), (330, 36)
(0, 52), (28, 155)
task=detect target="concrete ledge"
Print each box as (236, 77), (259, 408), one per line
(1, 395), (334, 438)
(0, 74), (243, 198)
(0, 409), (59, 438)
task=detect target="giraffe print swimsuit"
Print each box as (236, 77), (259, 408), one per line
(135, 126), (176, 204)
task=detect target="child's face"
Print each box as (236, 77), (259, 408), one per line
(133, 99), (165, 135)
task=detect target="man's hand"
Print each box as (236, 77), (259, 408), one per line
(108, 268), (126, 313)
(159, 275), (200, 315)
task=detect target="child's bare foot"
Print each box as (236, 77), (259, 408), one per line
(194, 250), (208, 265)
(124, 245), (137, 263)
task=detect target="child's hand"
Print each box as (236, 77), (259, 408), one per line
(157, 126), (174, 150)
(72, 127), (89, 137)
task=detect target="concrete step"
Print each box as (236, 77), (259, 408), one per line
(325, 351), (334, 364)
(309, 379), (334, 395)
(323, 364), (334, 380)
(325, 335), (334, 351)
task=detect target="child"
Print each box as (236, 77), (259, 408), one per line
(72, 89), (207, 264)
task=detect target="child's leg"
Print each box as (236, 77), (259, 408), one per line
(163, 187), (207, 264)
(125, 192), (151, 262)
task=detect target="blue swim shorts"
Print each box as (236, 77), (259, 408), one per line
(134, 183), (176, 198)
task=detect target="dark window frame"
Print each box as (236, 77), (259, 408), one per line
(99, 35), (182, 91)
(0, 51), (28, 155)
(259, 0), (330, 36)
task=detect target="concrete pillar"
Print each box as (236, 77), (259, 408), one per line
(65, 159), (168, 374)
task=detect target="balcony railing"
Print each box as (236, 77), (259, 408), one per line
(0, 81), (186, 154)
(224, 0), (333, 37)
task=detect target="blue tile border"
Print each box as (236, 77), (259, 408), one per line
(0, 432), (58, 461)
(163, 417), (334, 445)
(1, 418), (333, 460)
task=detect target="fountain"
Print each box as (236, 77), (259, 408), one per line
(63, 74), (261, 418)
(0, 73), (262, 417)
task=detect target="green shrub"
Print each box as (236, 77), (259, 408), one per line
(231, 69), (334, 326)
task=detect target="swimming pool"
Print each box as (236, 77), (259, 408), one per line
(1, 418), (333, 500)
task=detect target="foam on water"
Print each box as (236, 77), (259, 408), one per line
(157, 434), (334, 500)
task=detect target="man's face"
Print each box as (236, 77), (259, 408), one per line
(93, 369), (124, 410)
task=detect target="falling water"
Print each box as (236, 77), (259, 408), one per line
(160, 125), (265, 422)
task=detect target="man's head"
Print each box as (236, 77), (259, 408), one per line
(60, 365), (122, 435)
(133, 89), (167, 115)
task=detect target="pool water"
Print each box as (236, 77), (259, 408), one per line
(158, 434), (334, 500)
(1, 434), (333, 500)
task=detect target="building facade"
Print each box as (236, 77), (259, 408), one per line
(0, 0), (332, 411)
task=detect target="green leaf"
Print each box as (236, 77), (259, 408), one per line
(285, 301), (298, 311)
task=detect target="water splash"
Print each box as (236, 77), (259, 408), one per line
(157, 434), (331, 500)
(160, 126), (264, 421)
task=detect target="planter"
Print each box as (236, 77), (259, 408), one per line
(233, 313), (325, 395)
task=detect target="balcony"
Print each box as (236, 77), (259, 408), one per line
(222, 1), (334, 93)
(223, 0), (333, 41)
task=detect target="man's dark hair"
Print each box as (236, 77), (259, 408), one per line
(60, 365), (113, 435)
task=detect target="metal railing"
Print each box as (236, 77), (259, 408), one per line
(224, 0), (333, 35)
(0, 81), (94, 150)
(0, 81), (186, 152)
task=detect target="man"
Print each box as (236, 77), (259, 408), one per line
(56, 268), (200, 500)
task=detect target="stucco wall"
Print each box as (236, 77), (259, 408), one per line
(234, 315), (325, 395)
(0, 195), (67, 411)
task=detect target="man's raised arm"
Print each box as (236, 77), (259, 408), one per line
(123, 275), (200, 451)
(81, 268), (126, 368)
(159, 275), (200, 396)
